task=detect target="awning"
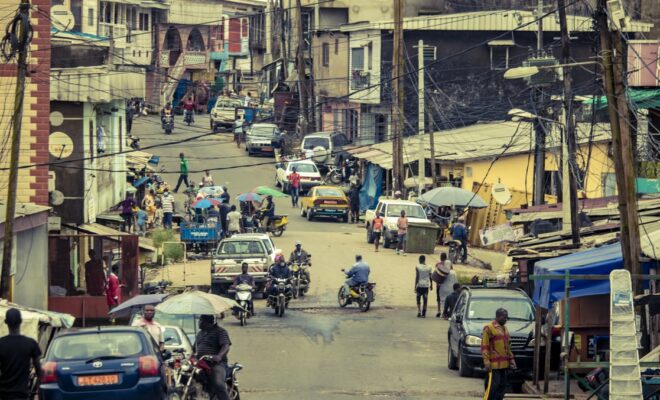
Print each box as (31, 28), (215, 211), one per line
(585, 88), (660, 110)
(532, 243), (654, 309)
(75, 223), (156, 252)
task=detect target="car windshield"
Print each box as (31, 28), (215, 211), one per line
(316, 188), (344, 197)
(48, 332), (144, 361)
(215, 99), (241, 109)
(386, 204), (427, 219)
(163, 327), (183, 346)
(217, 240), (265, 255)
(152, 314), (198, 341)
(467, 298), (534, 321)
(250, 126), (276, 137)
(290, 163), (318, 173)
(303, 137), (330, 150)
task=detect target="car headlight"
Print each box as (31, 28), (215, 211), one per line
(465, 335), (482, 347)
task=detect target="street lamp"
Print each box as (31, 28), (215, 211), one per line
(503, 61), (600, 80)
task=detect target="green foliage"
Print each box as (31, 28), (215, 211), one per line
(151, 229), (184, 263)
(152, 229), (176, 248)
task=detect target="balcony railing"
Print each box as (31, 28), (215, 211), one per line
(351, 70), (370, 90)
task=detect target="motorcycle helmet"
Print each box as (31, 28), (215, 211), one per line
(274, 254), (284, 264)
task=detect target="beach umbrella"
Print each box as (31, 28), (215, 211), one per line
(156, 291), (239, 315)
(253, 186), (288, 198)
(417, 186), (488, 208)
(192, 198), (222, 209)
(109, 293), (169, 318)
(237, 192), (263, 202)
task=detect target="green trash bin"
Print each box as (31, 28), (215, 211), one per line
(405, 222), (440, 254)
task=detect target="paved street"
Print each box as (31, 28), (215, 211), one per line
(135, 116), (486, 399)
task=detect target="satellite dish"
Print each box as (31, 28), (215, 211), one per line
(492, 183), (512, 205)
(51, 5), (75, 31)
(49, 190), (65, 206)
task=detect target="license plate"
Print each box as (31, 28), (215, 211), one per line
(78, 374), (119, 386)
(324, 201), (337, 204)
(261, 146), (272, 151)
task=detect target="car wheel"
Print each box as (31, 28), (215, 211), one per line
(383, 233), (391, 249)
(447, 338), (458, 370)
(366, 226), (374, 244)
(457, 343), (473, 377)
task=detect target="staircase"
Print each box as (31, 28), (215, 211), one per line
(608, 269), (643, 400)
(161, 54), (188, 106)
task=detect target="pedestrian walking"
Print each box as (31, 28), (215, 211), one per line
(227, 205), (242, 236)
(120, 194), (137, 233)
(106, 264), (121, 310)
(219, 202), (230, 237)
(435, 252), (457, 318)
(136, 207), (148, 236)
(396, 210), (408, 255)
(84, 249), (106, 296)
(288, 167), (301, 207)
(154, 203), (164, 228)
(372, 212), (384, 252)
(482, 308), (516, 400)
(161, 189), (174, 229)
(0, 309), (42, 400)
(443, 283), (461, 318)
(414, 255), (432, 318)
(142, 189), (156, 228)
(173, 152), (190, 193)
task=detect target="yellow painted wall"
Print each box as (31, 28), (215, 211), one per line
(461, 142), (614, 204)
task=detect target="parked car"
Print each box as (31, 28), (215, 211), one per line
(40, 326), (171, 400)
(245, 123), (281, 156)
(364, 199), (432, 248)
(275, 159), (322, 193)
(299, 131), (351, 166)
(300, 186), (350, 222)
(162, 325), (193, 357)
(211, 235), (272, 295)
(210, 98), (242, 132)
(447, 287), (535, 389)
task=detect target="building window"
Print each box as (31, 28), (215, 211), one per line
(87, 8), (94, 26)
(488, 40), (514, 71)
(334, 38), (338, 54)
(322, 43), (329, 67)
(367, 43), (373, 70)
(351, 47), (364, 70)
(139, 13), (149, 31)
(465, 166), (473, 178)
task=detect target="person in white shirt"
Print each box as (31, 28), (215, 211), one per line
(226, 205), (242, 236)
(131, 305), (164, 350)
(436, 252), (457, 318)
(415, 255), (433, 318)
(201, 170), (214, 187)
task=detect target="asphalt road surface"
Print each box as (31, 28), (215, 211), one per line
(134, 116), (485, 399)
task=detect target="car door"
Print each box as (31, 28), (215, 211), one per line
(449, 292), (468, 353)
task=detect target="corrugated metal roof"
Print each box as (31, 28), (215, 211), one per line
(341, 10), (652, 33)
(352, 120), (612, 169)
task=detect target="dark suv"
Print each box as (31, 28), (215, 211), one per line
(447, 287), (535, 383)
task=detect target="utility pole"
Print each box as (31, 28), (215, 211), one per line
(391, 0), (404, 194)
(295, 0), (308, 136)
(532, 0), (546, 206)
(1, 0), (32, 300)
(417, 40), (426, 195)
(558, 0), (580, 246)
(280, 0), (287, 80)
(597, 0), (642, 293)
(428, 106), (438, 188)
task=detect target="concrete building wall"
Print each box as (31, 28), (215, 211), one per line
(167, 0), (222, 25)
(313, 32), (349, 98)
(0, 0), (50, 206)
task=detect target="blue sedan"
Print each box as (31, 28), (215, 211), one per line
(40, 326), (170, 400)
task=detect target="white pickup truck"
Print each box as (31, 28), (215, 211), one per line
(364, 199), (431, 248)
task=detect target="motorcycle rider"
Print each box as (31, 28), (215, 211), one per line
(342, 254), (370, 298)
(160, 102), (174, 128)
(195, 315), (231, 400)
(266, 254), (292, 304)
(182, 96), (195, 123)
(450, 217), (469, 264)
(289, 240), (311, 284)
(231, 263), (255, 316)
(259, 195), (275, 232)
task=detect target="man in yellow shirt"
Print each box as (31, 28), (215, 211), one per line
(481, 308), (516, 400)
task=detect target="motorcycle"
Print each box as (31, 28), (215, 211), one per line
(178, 355), (242, 400)
(128, 135), (140, 150)
(290, 257), (311, 299)
(255, 212), (288, 237)
(446, 239), (462, 265)
(266, 277), (292, 317)
(323, 166), (342, 185)
(338, 271), (376, 312)
(184, 109), (194, 126)
(162, 114), (174, 135)
(230, 283), (253, 326)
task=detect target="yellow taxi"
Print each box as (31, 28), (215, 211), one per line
(300, 186), (349, 222)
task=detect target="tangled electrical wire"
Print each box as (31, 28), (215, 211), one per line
(0, 3), (32, 63)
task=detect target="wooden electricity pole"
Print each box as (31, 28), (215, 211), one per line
(391, 0), (404, 193)
(295, 0), (308, 136)
(597, 0), (642, 293)
(1, 0), (31, 300)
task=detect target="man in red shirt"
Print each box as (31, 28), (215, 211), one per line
(288, 167), (301, 207)
(106, 264), (121, 310)
(183, 97), (195, 123)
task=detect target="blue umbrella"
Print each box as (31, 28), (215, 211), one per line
(237, 192), (262, 202)
(193, 198), (221, 209)
(109, 293), (169, 318)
